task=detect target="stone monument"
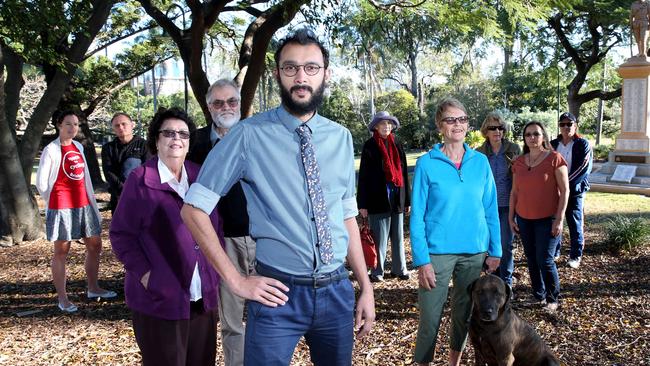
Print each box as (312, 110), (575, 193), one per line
(589, 1), (650, 194)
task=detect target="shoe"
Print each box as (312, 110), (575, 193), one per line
(539, 299), (547, 306)
(544, 302), (559, 312)
(397, 273), (410, 281)
(369, 275), (384, 283)
(87, 289), (117, 299)
(390, 271), (411, 281)
(568, 257), (581, 269)
(58, 302), (78, 313)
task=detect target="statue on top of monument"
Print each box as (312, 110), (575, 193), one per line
(631, 0), (650, 57)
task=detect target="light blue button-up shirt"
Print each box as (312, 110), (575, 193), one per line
(185, 106), (358, 275)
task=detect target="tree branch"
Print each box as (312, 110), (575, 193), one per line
(383, 75), (409, 90)
(84, 22), (159, 61)
(230, 6), (263, 17)
(366, 0), (426, 11)
(203, 0), (234, 28)
(139, 0), (182, 44)
(576, 87), (622, 105)
(548, 12), (585, 71)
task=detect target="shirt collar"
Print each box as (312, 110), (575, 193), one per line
(559, 139), (574, 148)
(276, 105), (322, 134)
(210, 124), (220, 144)
(157, 158), (188, 197)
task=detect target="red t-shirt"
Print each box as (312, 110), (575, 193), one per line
(512, 151), (567, 220)
(48, 144), (90, 209)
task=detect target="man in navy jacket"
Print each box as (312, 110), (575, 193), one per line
(551, 112), (592, 269)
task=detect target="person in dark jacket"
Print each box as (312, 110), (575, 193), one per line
(357, 111), (411, 282)
(187, 78), (254, 366)
(551, 112), (592, 269)
(475, 111), (521, 289)
(110, 108), (222, 366)
(101, 112), (148, 213)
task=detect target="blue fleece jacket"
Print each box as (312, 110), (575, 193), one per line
(410, 143), (501, 267)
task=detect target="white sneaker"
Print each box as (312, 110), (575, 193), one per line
(87, 289), (117, 299)
(568, 257), (581, 269)
(544, 302), (559, 312)
(58, 302), (78, 313)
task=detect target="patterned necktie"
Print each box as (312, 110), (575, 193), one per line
(296, 124), (333, 264)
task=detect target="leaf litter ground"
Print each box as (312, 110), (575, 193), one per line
(0, 192), (648, 365)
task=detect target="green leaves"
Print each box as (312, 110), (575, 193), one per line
(0, 0), (94, 68)
(604, 215), (650, 254)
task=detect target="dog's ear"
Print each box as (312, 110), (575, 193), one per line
(467, 277), (479, 296)
(504, 283), (512, 306)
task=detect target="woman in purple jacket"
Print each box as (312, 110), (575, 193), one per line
(110, 108), (222, 366)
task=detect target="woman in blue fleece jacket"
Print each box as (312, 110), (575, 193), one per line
(410, 98), (502, 366)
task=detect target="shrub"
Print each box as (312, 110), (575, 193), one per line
(603, 215), (650, 253)
(593, 144), (613, 161)
(466, 130), (484, 149)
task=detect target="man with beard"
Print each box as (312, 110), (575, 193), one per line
(181, 29), (375, 365)
(187, 79), (255, 366)
(101, 113), (148, 213)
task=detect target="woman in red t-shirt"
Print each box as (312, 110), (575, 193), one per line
(508, 121), (569, 312)
(36, 111), (116, 313)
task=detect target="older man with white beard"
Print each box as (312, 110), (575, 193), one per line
(187, 78), (255, 366)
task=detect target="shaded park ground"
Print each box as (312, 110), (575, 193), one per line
(0, 192), (648, 365)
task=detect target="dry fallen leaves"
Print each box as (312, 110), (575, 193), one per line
(0, 196), (648, 365)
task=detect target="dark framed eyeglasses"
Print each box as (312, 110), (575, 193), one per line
(524, 132), (542, 138)
(279, 63), (323, 77)
(210, 98), (240, 110)
(441, 116), (469, 125)
(159, 129), (190, 139)
(559, 122), (574, 128)
(486, 126), (505, 131)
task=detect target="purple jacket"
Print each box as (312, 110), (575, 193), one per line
(110, 157), (222, 320)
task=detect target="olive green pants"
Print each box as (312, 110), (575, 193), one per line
(413, 253), (486, 363)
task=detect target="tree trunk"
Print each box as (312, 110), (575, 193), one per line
(77, 119), (105, 189)
(408, 51), (418, 100)
(548, 12), (622, 124)
(236, 0), (310, 117)
(184, 50), (211, 123)
(16, 0), (113, 185)
(0, 47), (43, 245)
(18, 72), (77, 184)
(2, 44), (24, 139)
(503, 43), (513, 75)
(0, 0), (111, 243)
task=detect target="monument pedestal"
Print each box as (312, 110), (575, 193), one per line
(590, 57), (650, 195)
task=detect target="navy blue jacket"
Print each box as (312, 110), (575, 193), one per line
(551, 136), (592, 195)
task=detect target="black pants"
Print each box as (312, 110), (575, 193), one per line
(132, 300), (217, 366)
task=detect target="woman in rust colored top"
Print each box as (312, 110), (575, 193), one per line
(509, 121), (568, 312)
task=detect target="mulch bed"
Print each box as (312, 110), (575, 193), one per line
(0, 194), (648, 365)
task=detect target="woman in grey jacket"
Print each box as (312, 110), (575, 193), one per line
(475, 112), (521, 290)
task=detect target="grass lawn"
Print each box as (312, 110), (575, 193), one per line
(354, 150), (427, 171)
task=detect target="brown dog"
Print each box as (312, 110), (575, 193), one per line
(468, 274), (560, 366)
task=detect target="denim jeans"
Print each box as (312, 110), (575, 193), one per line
(368, 212), (407, 278)
(496, 206), (515, 286)
(517, 216), (560, 304)
(244, 262), (355, 366)
(554, 192), (585, 260)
